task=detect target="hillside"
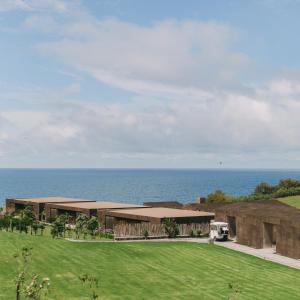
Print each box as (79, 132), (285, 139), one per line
(1, 231), (300, 299)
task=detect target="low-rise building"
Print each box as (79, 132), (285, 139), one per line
(105, 207), (214, 228)
(5, 197), (95, 220)
(45, 201), (147, 226)
(209, 200), (300, 259)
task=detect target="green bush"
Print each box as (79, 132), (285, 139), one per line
(189, 229), (195, 237)
(163, 218), (179, 238)
(143, 229), (149, 239)
(206, 190), (236, 203)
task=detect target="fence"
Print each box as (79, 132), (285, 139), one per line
(113, 222), (209, 238)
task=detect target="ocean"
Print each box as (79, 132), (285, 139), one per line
(1, 168), (300, 206)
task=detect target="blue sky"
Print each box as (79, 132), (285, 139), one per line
(1, 0), (300, 168)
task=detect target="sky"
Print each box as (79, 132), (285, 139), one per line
(1, 0), (300, 168)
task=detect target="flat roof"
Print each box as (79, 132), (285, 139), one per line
(49, 201), (146, 210)
(10, 197), (96, 204)
(108, 207), (214, 219)
(213, 200), (300, 224)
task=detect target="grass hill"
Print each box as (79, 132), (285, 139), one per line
(1, 231), (300, 299)
(278, 195), (300, 209)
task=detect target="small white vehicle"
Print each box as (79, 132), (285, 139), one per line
(210, 222), (229, 241)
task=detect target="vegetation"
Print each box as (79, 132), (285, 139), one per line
(163, 218), (179, 238)
(206, 190), (235, 203)
(205, 178), (300, 204)
(14, 246), (50, 300)
(1, 230), (300, 299)
(277, 195), (300, 209)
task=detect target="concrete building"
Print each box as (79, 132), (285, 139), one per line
(143, 201), (183, 209)
(105, 207), (214, 228)
(45, 201), (147, 226)
(5, 197), (95, 221)
(209, 200), (300, 259)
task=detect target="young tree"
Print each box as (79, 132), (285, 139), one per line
(39, 223), (45, 236)
(163, 218), (179, 238)
(254, 182), (275, 195)
(79, 274), (99, 300)
(87, 217), (98, 239)
(14, 247), (50, 300)
(32, 222), (39, 236)
(75, 214), (89, 239)
(50, 216), (65, 239)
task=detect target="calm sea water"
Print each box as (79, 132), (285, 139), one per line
(1, 169), (300, 206)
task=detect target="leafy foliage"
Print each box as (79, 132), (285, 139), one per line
(163, 218), (179, 238)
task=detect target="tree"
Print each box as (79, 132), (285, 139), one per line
(163, 218), (179, 238)
(87, 217), (98, 239)
(254, 182), (275, 195)
(32, 222), (39, 236)
(39, 223), (45, 236)
(79, 274), (99, 300)
(278, 178), (300, 189)
(206, 190), (234, 203)
(50, 216), (65, 239)
(75, 214), (89, 239)
(14, 247), (50, 300)
(18, 206), (36, 235)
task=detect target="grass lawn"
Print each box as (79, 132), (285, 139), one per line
(1, 231), (300, 300)
(278, 195), (300, 208)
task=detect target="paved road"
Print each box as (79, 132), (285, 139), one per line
(213, 241), (300, 270)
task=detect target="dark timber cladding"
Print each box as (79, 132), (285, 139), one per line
(45, 201), (147, 226)
(106, 207), (215, 224)
(6, 197), (95, 221)
(143, 201), (183, 209)
(211, 200), (300, 259)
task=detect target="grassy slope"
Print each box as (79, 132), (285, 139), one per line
(278, 195), (300, 208)
(1, 232), (300, 300)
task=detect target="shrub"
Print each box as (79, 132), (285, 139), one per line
(143, 229), (149, 239)
(206, 190), (236, 203)
(189, 229), (195, 237)
(254, 182), (276, 195)
(163, 218), (179, 238)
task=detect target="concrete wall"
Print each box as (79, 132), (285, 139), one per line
(5, 199), (16, 214)
(215, 212), (264, 249)
(276, 221), (300, 259)
(216, 210), (300, 259)
(6, 199), (40, 220)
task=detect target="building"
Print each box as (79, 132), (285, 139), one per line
(45, 201), (147, 226)
(6, 197), (215, 238)
(5, 197), (95, 221)
(105, 207), (214, 228)
(210, 200), (300, 259)
(143, 201), (183, 209)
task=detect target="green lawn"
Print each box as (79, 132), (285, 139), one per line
(278, 195), (300, 208)
(1, 231), (300, 300)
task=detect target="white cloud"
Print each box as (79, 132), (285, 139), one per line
(37, 19), (250, 93)
(2, 4), (300, 167)
(0, 0), (69, 12)
(23, 15), (59, 32)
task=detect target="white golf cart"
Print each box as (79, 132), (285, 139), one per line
(210, 221), (229, 241)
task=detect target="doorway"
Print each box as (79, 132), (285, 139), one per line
(227, 216), (237, 238)
(263, 222), (276, 248)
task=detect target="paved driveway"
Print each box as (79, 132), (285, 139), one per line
(214, 241), (300, 270)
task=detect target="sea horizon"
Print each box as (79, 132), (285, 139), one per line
(1, 168), (300, 206)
